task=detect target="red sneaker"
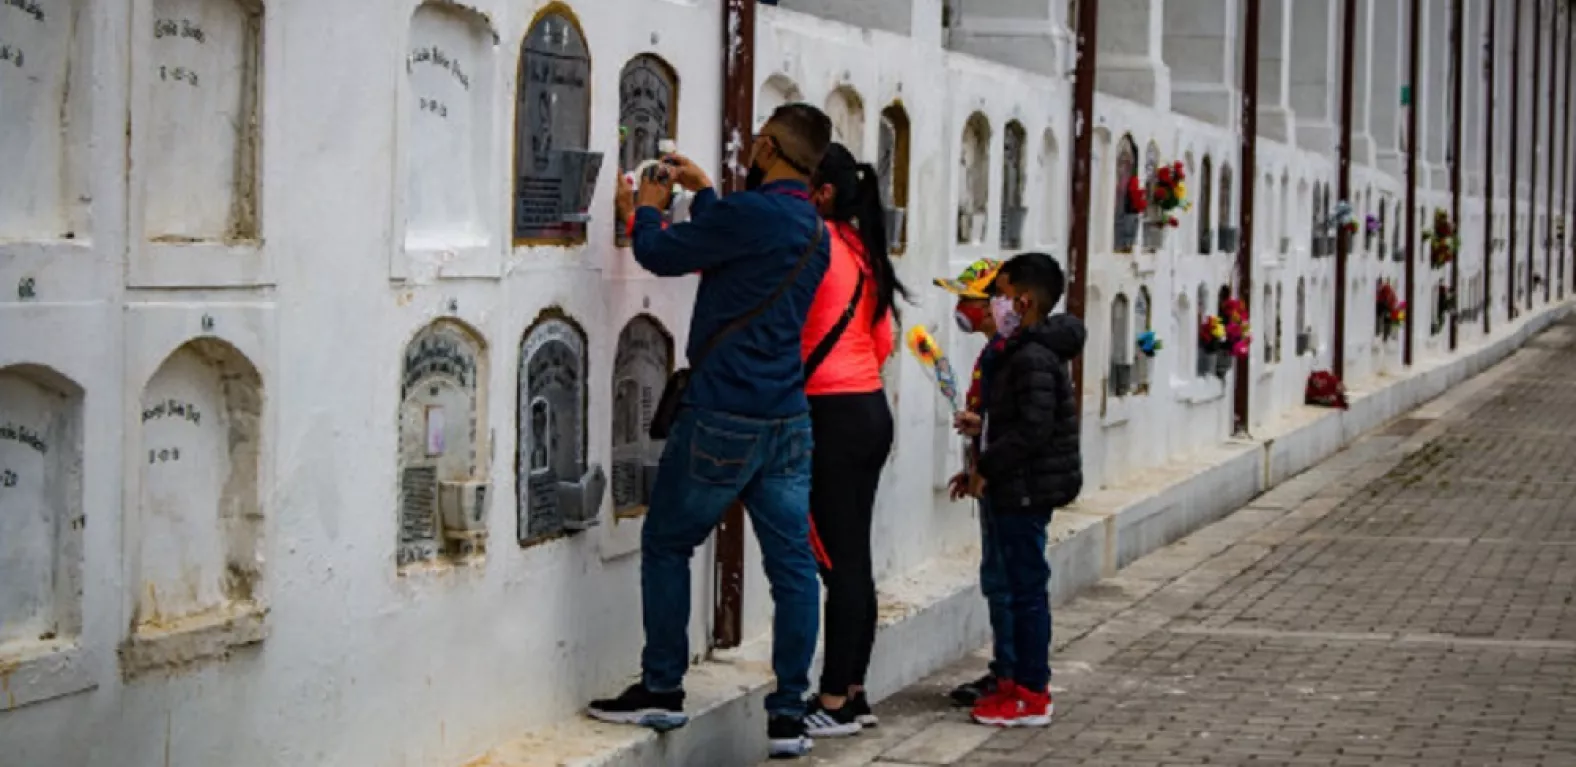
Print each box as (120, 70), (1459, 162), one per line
(970, 679), (1016, 712)
(971, 684), (1052, 728)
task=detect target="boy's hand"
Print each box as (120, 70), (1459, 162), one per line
(947, 471), (970, 501)
(953, 411), (982, 437)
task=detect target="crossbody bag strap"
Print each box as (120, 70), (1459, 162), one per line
(803, 269), (867, 381)
(689, 216), (824, 371)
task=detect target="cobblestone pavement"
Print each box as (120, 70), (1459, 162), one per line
(793, 320), (1576, 767)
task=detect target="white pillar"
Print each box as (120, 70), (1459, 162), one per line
(1258, 0), (1297, 143)
(1097, 0), (1173, 111)
(1164, 0), (1239, 127)
(1290, 0), (1340, 152)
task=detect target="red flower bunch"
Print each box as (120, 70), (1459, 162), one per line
(1150, 161), (1188, 215)
(1126, 176), (1148, 215)
(1422, 209), (1458, 268)
(1377, 281), (1405, 337)
(1221, 297), (1252, 358)
(1305, 370), (1349, 409)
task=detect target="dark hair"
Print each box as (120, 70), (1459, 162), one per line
(814, 143), (913, 325)
(1000, 252), (1066, 315)
(767, 103), (834, 172)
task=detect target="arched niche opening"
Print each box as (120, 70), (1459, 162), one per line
(877, 103), (911, 254)
(519, 310), (603, 545)
(140, 0), (263, 243)
(1001, 121), (1028, 249)
(398, 319), (489, 568)
(0, 365), (84, 651)
(1113, 134), (1139, 253)
(825, 85), (866, 160)
(1140, 141), (1163, 252)
(615, 53), (680, 246)
(957, 112), (991, 244)
(1042, 129), (1062, 249)
(1133, 286), (1153, 392)
(1273, 283), (1284, 363)
(126, 338), (264, 672)
(0, 0), (91, 240)
(611, 315), (673, 520)
(405, 2), (495, 252)
(1108, 292), (1132, 396)
(514, 4), (593, 246)
(1217, 163), (1235, 252)
(1194, 282), (1212, 377)
(1091, 128), (1112, 251)
(1173, 290), (1194, 378)
(1296, 277), (1309, 355)
(1197, 155), (1214, 254)
(1278, 171), (1291, 254)
(757, 74), (803, 130)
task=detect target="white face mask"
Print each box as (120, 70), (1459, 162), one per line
(991, 295), (1021, 337)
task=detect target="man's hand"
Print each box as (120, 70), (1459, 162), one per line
(953, 411), (983, 437)
(947, 471), (970, 502)
(635, 168), (673, 210)
(614, 173), (635, 224)
(661, 153), (713, 193)
(967, 472), (987, 499)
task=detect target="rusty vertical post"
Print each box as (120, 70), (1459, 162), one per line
(1565, 0), (1573, 298)
(1451, 0), (1464, 349)
(1336, 0), (1357, 381)
(1067, 0), (1099, 407)
(1484, 0), (1497, 334)
(1530, 0), (1542, 312)
(712, 0), (756, 651)
(1234, 0), (1260, 436)
(1547, 0), (1560, 303)
(1407, 0), (1422, 363)
(1510, 0), (1522, 320)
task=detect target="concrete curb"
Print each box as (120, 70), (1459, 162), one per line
(466, 304), (1569, 767)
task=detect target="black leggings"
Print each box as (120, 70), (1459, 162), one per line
(808, 391), (894, 694)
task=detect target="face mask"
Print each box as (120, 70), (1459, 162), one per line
(744, 163), (766, 191)
(991, 295), (1021, 337)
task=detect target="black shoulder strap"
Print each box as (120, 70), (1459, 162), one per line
(690, 217), (824, 371)
(804, 269), (867, 381)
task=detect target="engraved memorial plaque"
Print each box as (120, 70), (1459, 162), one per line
(518, 313), (590, 543)
(405, 3), (491, 243)
(615, 55), (678, 245)
(513, 10), (590, 243)
(398, 321), (487, 565)
(610, 316), (672, 517)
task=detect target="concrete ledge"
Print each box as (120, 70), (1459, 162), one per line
(465, 302), (1569, 767)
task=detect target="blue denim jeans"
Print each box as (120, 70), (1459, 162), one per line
(984, 509), (1053, 691)
(978, 501), (1016, 680)
(640, 407), (819, 718)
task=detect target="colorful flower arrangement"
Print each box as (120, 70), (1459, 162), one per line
(1377, 280), (1406, 339)
(1326, 201), (1356, 234)
(1421, 208), (1458, 268)
(1305, 370), (1350, 410)
(1199, 315), (1228, 355)
(1221, 297), (1252, 359)
(1137, 330), (1164, 357)
(1126, 175), (1148, 215)
(1150, 161), (1189, 228)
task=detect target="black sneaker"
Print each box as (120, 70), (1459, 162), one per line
(949, 673), (1000, 707)
(803, 699), (861, 738)
(586, 683), (688, 732)
(848, 691), (879, 727)
(767, 714), (814, 759)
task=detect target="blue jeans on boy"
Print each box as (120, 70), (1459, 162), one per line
(982, 509), (1053, 691)
(640, 407), (819, 718)
(978, 501), (1016, 680)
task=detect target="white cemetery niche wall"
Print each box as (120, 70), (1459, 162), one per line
(397, 320), (489, 568)
(0, 366), (84, 652)
(401, 2), (496, 275)
(0, 0), (91, 241)
(825, 86), (866, 159)
(518, 311), (603, 544)
(610, 315), (672, 520)
(513, 6), (592, 246)
(126, 339), (264, 673)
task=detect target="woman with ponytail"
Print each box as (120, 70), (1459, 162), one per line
(798, 143), (911, 737)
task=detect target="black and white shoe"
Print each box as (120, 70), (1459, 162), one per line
(949, 673), (1000, 707)
(586, 683), (688, 732)
(803, 699), (862, 738)
(848, 692), (879, 727)
(767, 715), (814, 759)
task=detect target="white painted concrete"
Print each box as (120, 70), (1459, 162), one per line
(0, 0), (1570, 766)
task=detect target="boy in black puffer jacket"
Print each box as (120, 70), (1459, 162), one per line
(963, 252), (1085, 728)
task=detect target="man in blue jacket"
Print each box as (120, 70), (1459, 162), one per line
(589, 103), (833, 759)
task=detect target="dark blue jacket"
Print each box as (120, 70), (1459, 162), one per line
(632, 180), (830, 418)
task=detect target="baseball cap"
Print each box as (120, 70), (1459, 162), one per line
(933, 257), (1002, 299)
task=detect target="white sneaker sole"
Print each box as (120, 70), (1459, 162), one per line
(804, 719), (862, 738)
(855, 714), (879, 727)
(586, 708), (689, 732)
(768, 736), (813, 758)
(972, 705), (1053, 727)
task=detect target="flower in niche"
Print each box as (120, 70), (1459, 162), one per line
(1137, 330), (1164, 357)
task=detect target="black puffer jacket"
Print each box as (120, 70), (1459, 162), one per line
(977, 313), (1086, 513)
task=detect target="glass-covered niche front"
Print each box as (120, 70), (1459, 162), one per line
(513, 8), (594, 245)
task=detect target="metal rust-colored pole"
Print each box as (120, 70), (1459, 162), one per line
(1067, 0), (1098, 408)
(1233, 0), (1260, 436)
(1510, 0), (1522, 320)
(1565, 0), (1574, 298)
(1451, 0), (1464, 349)
(1407, 0), (1422, 364)
(1547, 0), (1560, 303)
(1335, 0), (1357, 381)
(1484, 0), (1497, 334)
(1530, 0), (1542, 312)
(712, 0), (756, 651)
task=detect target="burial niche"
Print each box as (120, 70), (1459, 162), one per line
(519, 311), (604, 544)
(0, 0), (90, 240)
(0, 366), (84, 651)
(1001, 121), (1027, 250)
(616, 53), (679, 245)
(141, 0), (262, 243)
(957, 113), (990, 244)
(133, 340), (263, 636)
(513, 5), (595, 244)
(405, 2), (494, 247)
(398, 320), (489, 568)
(610, 315), (673, 519)
(825, 86), (865, 159)
(877, 103), (911, 253)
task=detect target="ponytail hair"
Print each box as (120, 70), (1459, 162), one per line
(814, 143), (913, 326)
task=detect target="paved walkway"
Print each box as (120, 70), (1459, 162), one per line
(792, 319), (1576, 767)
